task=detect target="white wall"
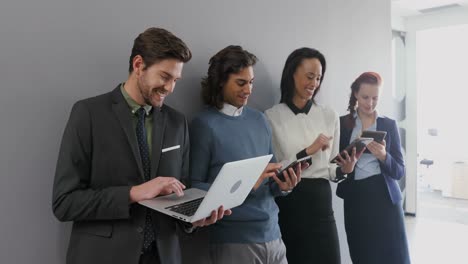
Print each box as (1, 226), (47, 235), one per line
(402, 6), (468, 214)
(0, 0), (392, 263)
(392, 14), (407, 32)
(406, 6), (468, 30)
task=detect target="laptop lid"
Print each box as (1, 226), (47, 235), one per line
(190, 154), (273, 222)
(138, 154), (272, 223)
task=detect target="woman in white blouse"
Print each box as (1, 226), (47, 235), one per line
(265, 48), (361, 264)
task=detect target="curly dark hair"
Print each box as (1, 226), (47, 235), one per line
(129, 27), (192, 73)
(280, 47), (326, 104)
(344, 71), (383, 128)
(201, 45), (257, 109)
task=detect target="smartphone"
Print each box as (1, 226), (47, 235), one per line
(330, 137), (373, 163)
(276, 156), (312, 182)
(361, 130), (386, 153)
(361, 130), (387, 143)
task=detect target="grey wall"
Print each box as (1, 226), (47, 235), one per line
(0, 0), (391, 263)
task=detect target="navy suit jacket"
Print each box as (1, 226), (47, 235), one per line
(336, 115), (405, 204)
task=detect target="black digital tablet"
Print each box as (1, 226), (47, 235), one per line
(361, 130), (387, 143)
(330, 137), (373, 163)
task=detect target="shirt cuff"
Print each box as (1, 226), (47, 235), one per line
(332, 167), (347, 183)
(181, 221), (197, 233)
(296, 148), (308, 160)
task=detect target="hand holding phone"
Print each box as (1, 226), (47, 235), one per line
(276, 156), (312, 182)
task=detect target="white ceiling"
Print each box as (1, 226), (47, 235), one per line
(392, 0), (468, 17)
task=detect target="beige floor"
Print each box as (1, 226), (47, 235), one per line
(405, 190), (468, 264)
(406, 216), (468, 264)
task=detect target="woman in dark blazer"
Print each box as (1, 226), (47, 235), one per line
(337, 72), (411, 264)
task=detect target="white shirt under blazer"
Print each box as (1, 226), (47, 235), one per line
(265, 103), (340, 181)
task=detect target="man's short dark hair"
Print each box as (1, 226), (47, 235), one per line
(129, 27), (192, 73)
(201, 45), (257, 109)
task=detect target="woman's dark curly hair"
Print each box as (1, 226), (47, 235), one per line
(201, 45), (257, 109)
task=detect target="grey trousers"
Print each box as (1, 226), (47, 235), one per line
(209, 238), (288, 264)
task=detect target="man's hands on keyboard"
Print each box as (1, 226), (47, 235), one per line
(129, 177), (186, 203)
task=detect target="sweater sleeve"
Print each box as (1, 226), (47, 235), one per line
(189, 118), (213, 191)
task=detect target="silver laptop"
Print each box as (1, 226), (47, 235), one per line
(138, 154), (273, 223)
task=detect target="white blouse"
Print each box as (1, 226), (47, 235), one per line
(265, 103), (340, 180)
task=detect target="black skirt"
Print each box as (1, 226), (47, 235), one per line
(276, 178), (340, 264)
(344, 175), (410, 264)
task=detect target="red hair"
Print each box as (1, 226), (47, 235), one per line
(344, 72), (383, 128)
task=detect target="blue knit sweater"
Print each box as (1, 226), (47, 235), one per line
(189, 106), (284, 244)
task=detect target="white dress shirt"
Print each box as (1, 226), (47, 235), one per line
(220, 103), (243, 117)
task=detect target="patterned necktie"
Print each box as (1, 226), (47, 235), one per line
(135, 107), (155, 250)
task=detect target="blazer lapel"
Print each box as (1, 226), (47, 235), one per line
(111, 87), (145, 180)
(376, 117), (383, 131)
(345, 125), (354, 181)
(342, 126), (353, 149)
(340, 119), (354, 179)
(150, 107), (167, 179)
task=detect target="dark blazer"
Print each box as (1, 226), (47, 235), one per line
(52, 85), (190, 264)
(336, 115), (405, 204)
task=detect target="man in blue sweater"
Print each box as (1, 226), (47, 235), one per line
(189, 45), (303, 264)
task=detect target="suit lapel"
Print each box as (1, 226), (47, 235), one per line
(340, 117), (354, 179)
(150, 107), (167, 179)
(342, 125), (353, 148)
(345, 126), (354, 180)
(376, 117), (383, 131)
(111, 87), (145, 180)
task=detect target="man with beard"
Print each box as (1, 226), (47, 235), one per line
(52, 27), (229, 264)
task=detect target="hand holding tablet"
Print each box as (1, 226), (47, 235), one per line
(331, 137), (373, 163)
(361, 130), (386, 143)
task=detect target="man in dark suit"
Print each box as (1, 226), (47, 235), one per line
(52, 27), (230, 264)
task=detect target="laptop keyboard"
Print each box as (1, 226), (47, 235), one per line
(165, 197), (204, 217)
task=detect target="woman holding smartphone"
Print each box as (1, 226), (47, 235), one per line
(337, 72), (410, 264)
(265, 48), (361, 264)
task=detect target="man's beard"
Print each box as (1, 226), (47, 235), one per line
(141, 88), (154, 106)
(138, 80), (166, 107)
